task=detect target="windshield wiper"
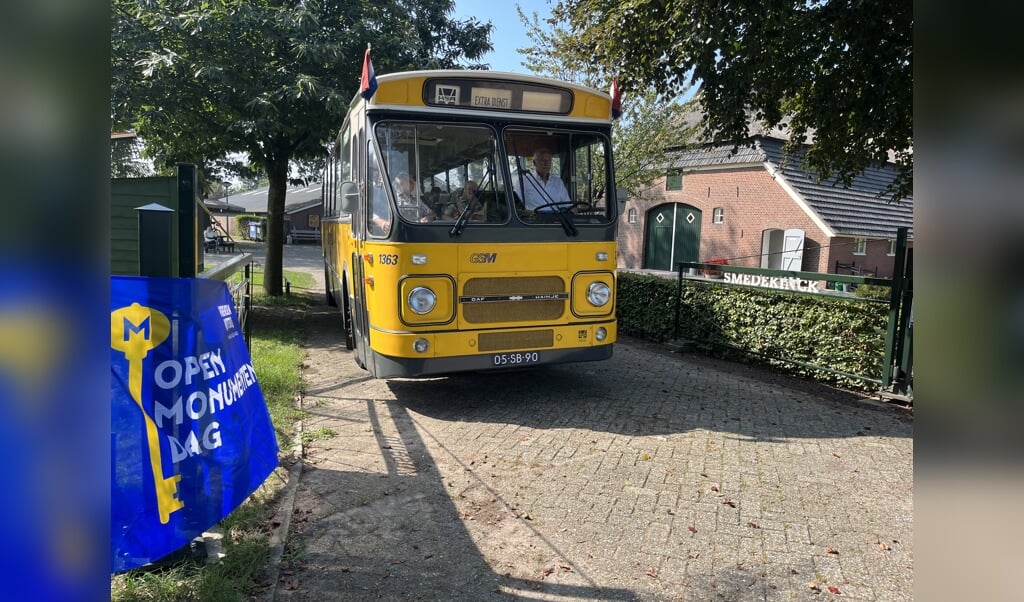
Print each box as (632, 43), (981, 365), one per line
(450, 166), (493, 237)
(449, 197), (479, 236)
(552, 208), (577, 236)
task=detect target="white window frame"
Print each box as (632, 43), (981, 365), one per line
(853, 237), (867, 255)
(887, 239), (896, 256)
(712, 207), (724, 224)
(627, 208), (637, 224)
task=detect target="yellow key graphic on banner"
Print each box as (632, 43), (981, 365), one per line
(111, 302), (184, 524)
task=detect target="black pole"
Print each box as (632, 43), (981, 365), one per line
(674, 262), (684, 340)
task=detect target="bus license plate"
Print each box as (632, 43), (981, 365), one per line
(492, 352), (540, 366)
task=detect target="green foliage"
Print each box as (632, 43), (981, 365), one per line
(250, 328), (305, 449)
(550, 0), (913, 202)
(234, 214), (265, 239)
(617, 272), (889, 389)
(853, 284), (892, 301)
(112, 0), (493, 295)
(516, 8), (697, 198)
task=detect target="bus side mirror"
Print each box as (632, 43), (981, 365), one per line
(616, 187), (628, 212)
(340, 181), (359, 214)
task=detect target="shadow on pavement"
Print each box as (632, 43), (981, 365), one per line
(384, 351), (910, 444)
(279, 304), (637, 601)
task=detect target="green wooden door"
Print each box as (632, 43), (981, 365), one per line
(643, 204), (701, 271)
(643, 204), (675, 270)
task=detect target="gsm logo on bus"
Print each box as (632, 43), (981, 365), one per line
(469, 252), (497, 264)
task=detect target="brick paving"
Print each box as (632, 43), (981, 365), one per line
(273, 299), (913, 601)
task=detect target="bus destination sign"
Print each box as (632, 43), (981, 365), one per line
(471, 87), (512, 109)
(424, 78), (573, 115)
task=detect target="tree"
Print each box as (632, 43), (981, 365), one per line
(548, 0), (913, 201)
(112, 0), (492, 295)
(516, 6), (696, 197)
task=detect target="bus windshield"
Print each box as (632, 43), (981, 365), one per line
(375, 122), (508, 225)
(373, 121), (614, 229)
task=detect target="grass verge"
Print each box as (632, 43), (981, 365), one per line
(111, 290), (310, 601)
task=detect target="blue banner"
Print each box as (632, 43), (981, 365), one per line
(111, 276), (279, 572)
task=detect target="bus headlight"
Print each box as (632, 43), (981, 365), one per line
(408, 286), (437, 314)
(586, 282), (611, 307)
(595, 327), (608, 341)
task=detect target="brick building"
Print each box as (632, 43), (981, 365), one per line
(617, 135), (912, 279)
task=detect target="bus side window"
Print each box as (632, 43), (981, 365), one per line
(367, 146), (392, 236)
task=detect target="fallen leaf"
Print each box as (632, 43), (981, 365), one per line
(710, 485), (719, 492)
(688, 525), (697, 533)
(879, 542), (890, 551)
(666, 509), (675, 515)
(640, 453), (651, 461)
(540, 567), (554, 579)
(646, 567), (658, 578)
(560, 565), (573, 572)
(826, 547), (839, 555)
(828, 586), (841, 594)
(747, 521), (760, 529)
(808, 582), (821, 592)
(832, 453), (841, 458)
(722, 499), (736, 508)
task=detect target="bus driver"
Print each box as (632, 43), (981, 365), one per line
(515, 148), (572, 212)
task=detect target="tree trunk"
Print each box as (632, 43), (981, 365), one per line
(264, 158), (288, 296)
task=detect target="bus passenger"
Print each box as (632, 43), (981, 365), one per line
(444, 180), (486, 220)
(427, 186), (443, 216)
(393, 172), (436, 222)
(515, 148), (572, 212)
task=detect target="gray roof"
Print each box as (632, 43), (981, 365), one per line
(207, 183), (322, 215)
(665, 141), (764, 169)
(285, 199), (322, 215)
(665, 136), (913, 239)
(204, 198), (246, 213)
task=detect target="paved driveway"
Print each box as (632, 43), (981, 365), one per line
(261, 247), (913, 602)
(208, 239), (325, 274)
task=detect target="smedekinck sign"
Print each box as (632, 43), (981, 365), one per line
(722, 272), (819, 292)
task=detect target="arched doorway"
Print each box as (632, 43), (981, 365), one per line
(643, 203), (702, 271)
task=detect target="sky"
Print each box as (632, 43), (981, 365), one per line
(452, 0), (553, 73)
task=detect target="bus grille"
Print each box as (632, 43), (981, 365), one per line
(478, 330), (554, 352)
(462, 276), (565, 323)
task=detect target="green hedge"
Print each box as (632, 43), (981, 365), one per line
(617, 272), (889, 390)
(235, 214), (266, 239)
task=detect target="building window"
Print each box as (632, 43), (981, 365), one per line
(887, 239), (896, 256)
(666, 171), (682, 191)
(853, 237), (867, 255)
(712, 207), (724, 224)
(628, 208), (637, 224)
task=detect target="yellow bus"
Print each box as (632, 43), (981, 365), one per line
(322, 70), (622, 377)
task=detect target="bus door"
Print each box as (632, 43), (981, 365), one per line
(348, 139), (380, 370)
